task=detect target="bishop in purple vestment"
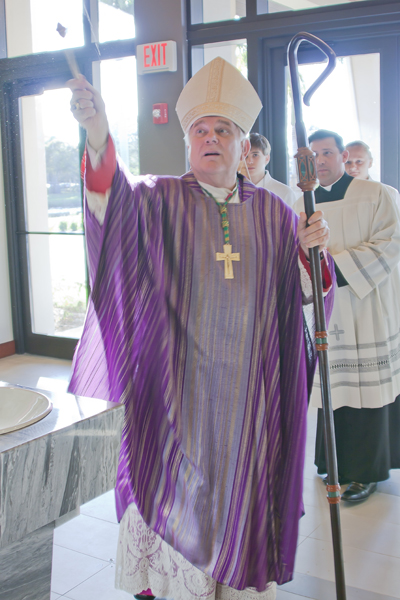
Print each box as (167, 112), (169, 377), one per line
(67, 58), (335, 600)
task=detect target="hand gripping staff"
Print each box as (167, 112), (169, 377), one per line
(288, 32), (347, 600)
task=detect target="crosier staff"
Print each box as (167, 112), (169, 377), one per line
(288, 32), (347, 600)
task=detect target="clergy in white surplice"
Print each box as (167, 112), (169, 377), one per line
(295, 129), (400, 503)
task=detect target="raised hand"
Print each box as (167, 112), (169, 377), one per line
(66, 75), (109, 151)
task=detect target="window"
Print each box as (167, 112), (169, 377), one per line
(257, 0), (377, 15)
(286, 53), (380, 190)
(190, 0), (246, 24)
(192, 39), (247, 77)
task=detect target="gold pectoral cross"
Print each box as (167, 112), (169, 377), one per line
(216, 244), (240, 279)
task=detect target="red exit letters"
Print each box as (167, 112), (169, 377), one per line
(144, 43), (168, 68)
(137, 41), (177, 75)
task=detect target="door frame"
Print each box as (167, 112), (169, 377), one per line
(0, 41), (135, 357)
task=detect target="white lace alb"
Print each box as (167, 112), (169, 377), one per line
(115, 503), (277, 600)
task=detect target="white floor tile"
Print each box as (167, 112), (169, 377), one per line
(378, 470), (400, 497)
(62, 564), (134, 600)
(294, 536), (400, 598)
(299, 503), (329, 538)
(80, 489), (119, 524)
(51, 545), (108, 596)
(297, 535), (307, 547)
(53, 513), (120, 562)
(310, 509), (400, 559)
(50, 593), (61, 600)
(303, 457), (320, 481)
(340, 489), (400, 526)
(302, 475), (332, 510)
(277, 590), (316, 600)
(0, 354), (71, 389)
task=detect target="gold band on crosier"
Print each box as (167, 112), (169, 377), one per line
(315, 330), (329, 351)
(327, 484), (341, 504)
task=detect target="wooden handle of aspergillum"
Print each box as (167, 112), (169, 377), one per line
(65, 49), (81, 79)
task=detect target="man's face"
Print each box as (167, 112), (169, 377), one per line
(187, 116), (249, 188)
(245, 147), (270, 185)
(310, 137), (349, 187)
(345, 145), (373, 180)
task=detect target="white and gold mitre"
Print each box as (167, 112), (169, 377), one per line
(175, 56), (262, 134)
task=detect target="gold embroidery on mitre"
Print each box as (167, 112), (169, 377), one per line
(207, 57), (224, 103)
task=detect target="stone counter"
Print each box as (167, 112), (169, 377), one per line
(0, 381), (124, 600)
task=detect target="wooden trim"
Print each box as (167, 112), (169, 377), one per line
(0, 340), (16, 359)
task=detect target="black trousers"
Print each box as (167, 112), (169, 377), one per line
(315, 395), (400, 483)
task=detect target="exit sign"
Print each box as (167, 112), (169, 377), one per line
(137, 40), (177, 75)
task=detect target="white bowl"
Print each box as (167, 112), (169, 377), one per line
(0, 387), (52, 435)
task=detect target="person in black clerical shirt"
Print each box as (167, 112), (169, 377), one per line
(294, 129), (400, 503)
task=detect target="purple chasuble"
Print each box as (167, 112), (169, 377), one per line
(68, 162), (335, 590)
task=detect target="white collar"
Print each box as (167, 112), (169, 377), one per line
(198, 180), (240, 204)
(320, 174), (344, 192)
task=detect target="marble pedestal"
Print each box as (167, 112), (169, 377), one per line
(0, 382), (125, 600)
(0, 523), (54, 600)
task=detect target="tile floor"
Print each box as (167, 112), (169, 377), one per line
(1, 353), (400, 600)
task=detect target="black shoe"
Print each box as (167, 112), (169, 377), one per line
(134, 596), (156, 599)
(341, 482), (377, 502)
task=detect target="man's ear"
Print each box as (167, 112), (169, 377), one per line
(265, 153), (271, 167)
(342, 149), (349, 163)
(241, 138), (251, 160)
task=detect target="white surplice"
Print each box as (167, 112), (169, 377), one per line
(294, 178), (400, 410)
(257, 172), (298, 208)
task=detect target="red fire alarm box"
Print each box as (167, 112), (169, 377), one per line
(152, 103), (168, 124)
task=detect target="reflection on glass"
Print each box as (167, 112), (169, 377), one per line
(99, 56), (139, 174)
(28, 234), (87, 337)
(257, 0), (375, 15)
(99, 0), (135, 42)
(286, 53), (380, 193)
(192, 40), (247, 78)
(191, 0), (245, 24)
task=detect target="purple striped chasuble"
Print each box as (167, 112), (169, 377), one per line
(68, 163), (335, 591)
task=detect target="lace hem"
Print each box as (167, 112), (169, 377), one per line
(115, 503), (276, 600)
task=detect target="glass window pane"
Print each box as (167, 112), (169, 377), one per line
(27, 234), (87, 337)
(286, 53), (380, 192)
(20, 89), (86, 340)
(20, 90), (82, 233)
(32, 0), (83, 54)
(191, 39), (247, 78)
(258, 0), (376, 16)
(99, 0), (135, 42)
(98, 56), (139, 174)
(190, 0), (245, 24)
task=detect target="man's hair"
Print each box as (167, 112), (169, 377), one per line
(308, 129), (345, 153)
(345, 140), (373, 159)
(249, 133), (271, 156)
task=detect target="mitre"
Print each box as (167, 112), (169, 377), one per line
(176, 56), (262, 134)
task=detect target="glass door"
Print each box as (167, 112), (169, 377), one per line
(12, 82), (87, 358)
(7, 57), (139, 359)
(286, 51), (381, 193)
(263, 34), (399, 194)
